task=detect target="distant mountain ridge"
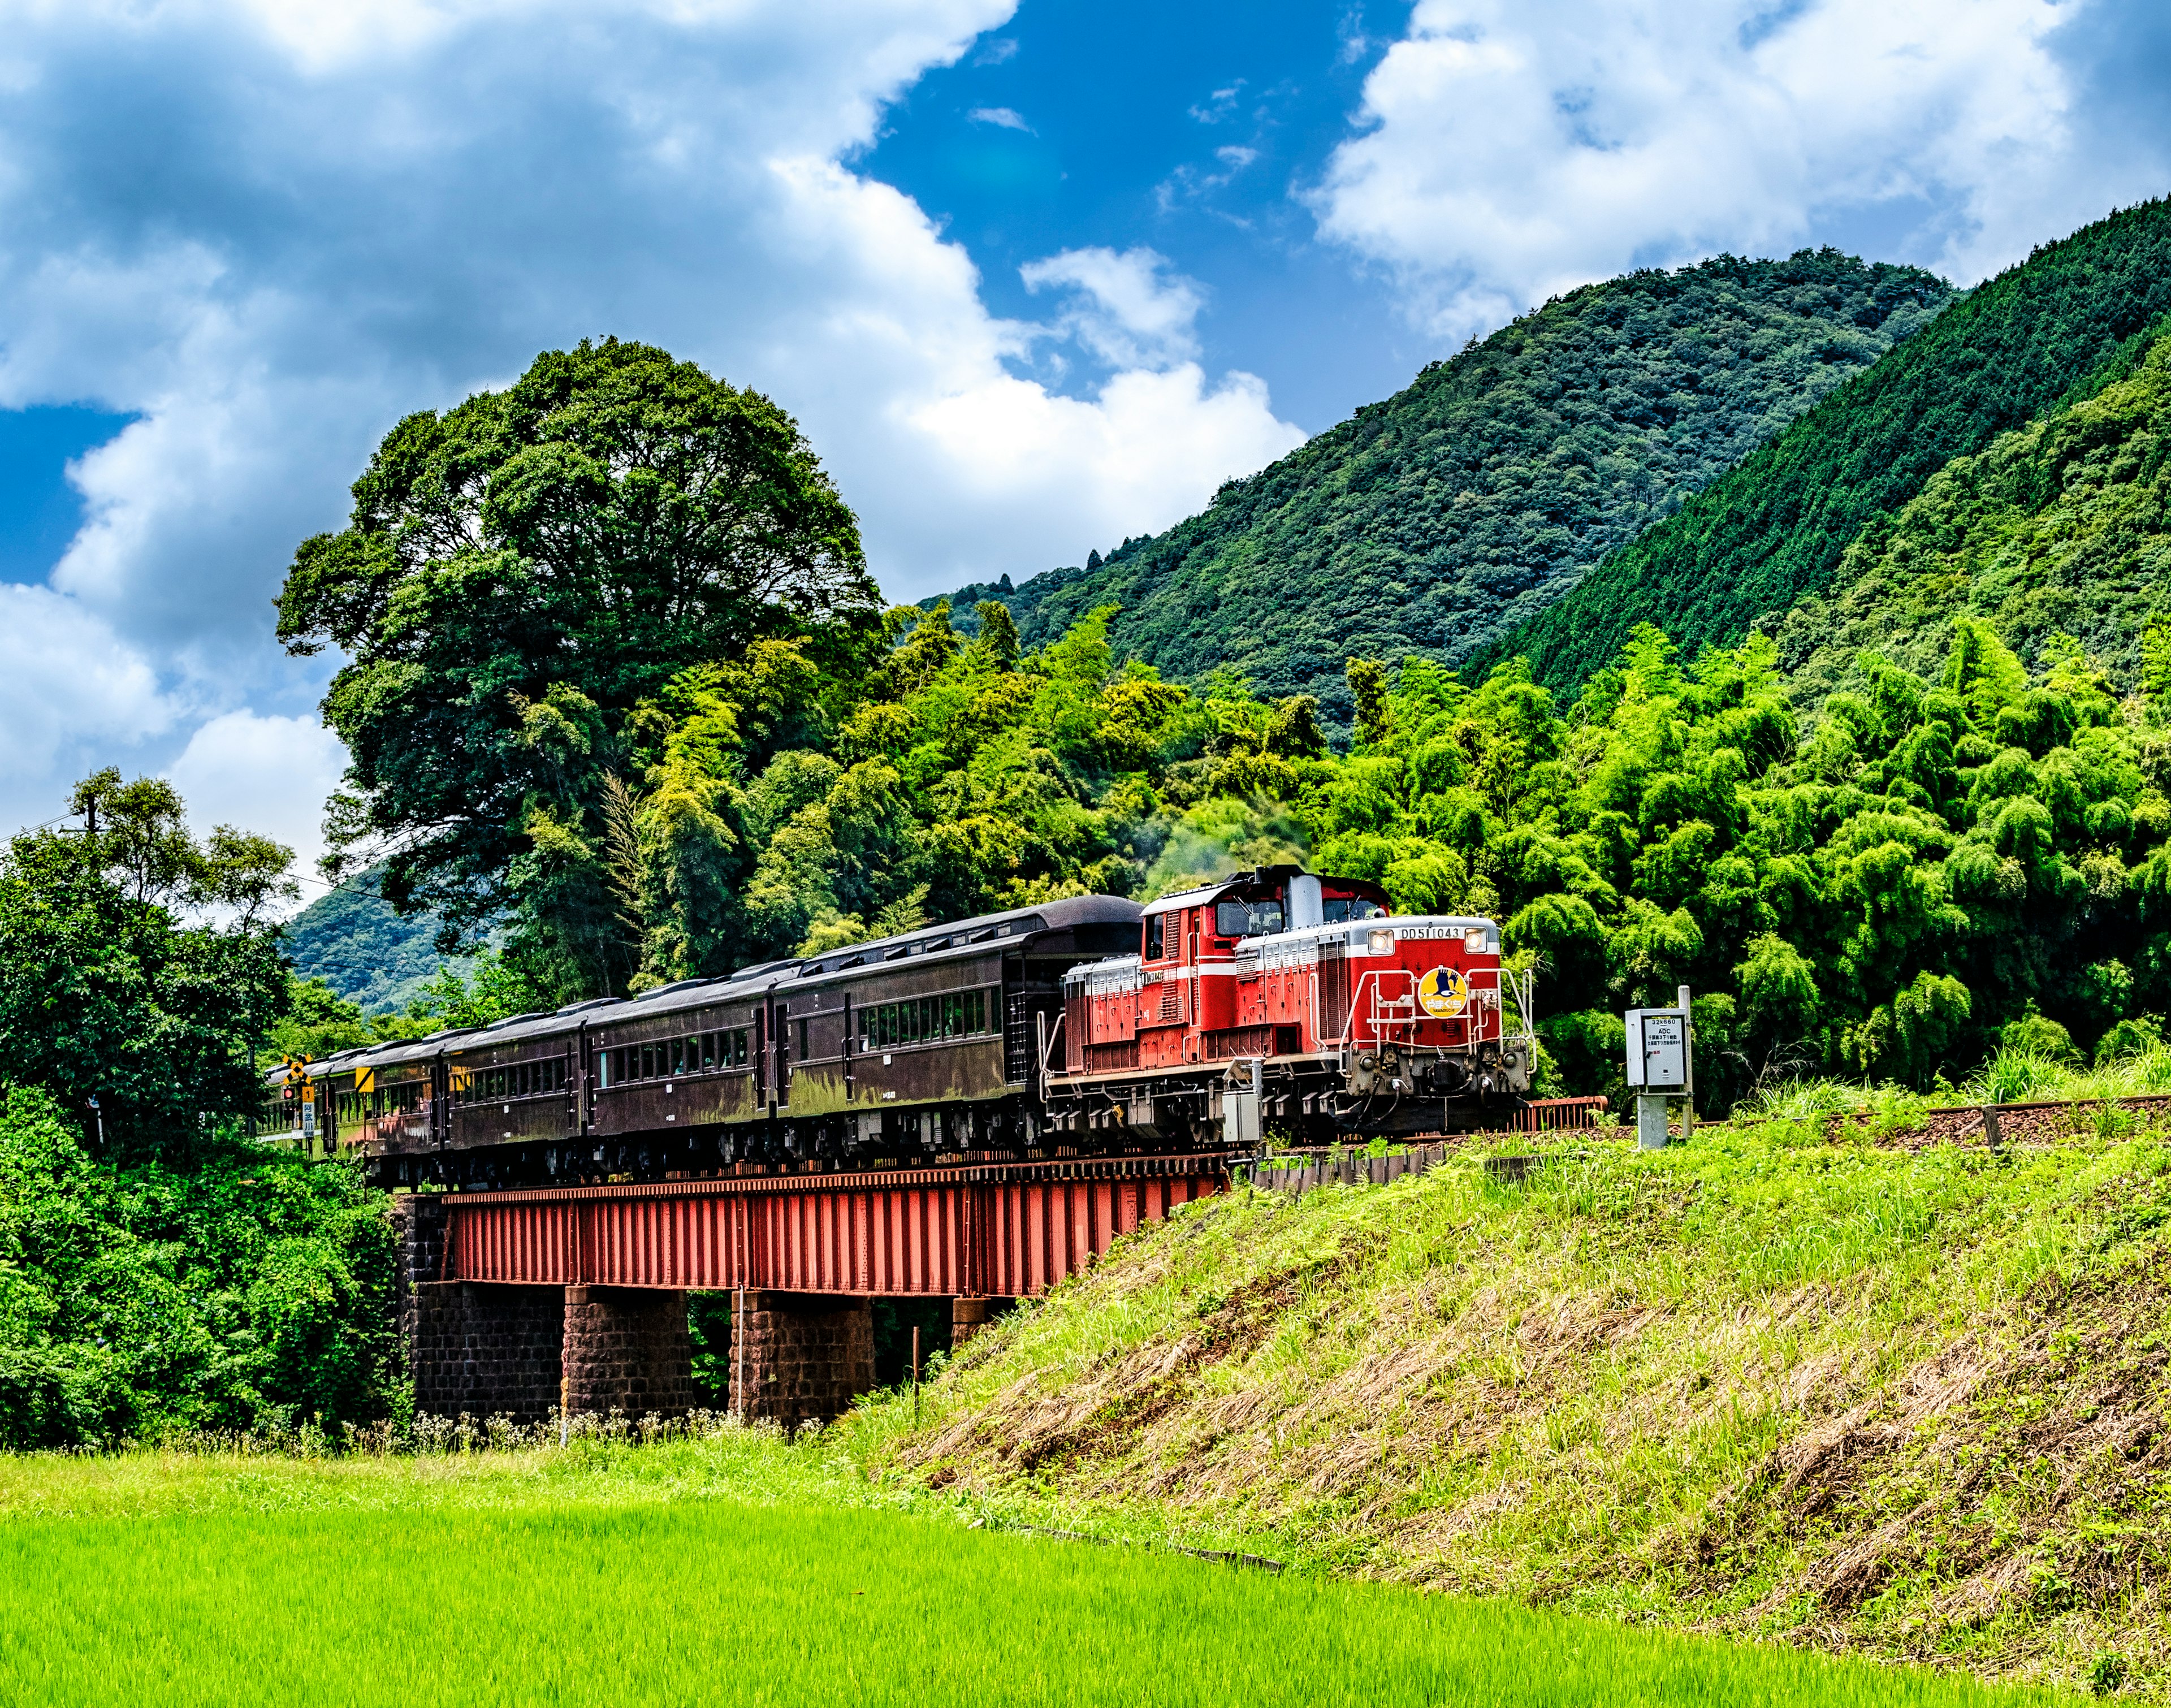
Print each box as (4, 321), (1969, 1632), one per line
(1514, 198), (2171, 690)
(941, 249), (1951, 721)
(280, 867), (480, 1014)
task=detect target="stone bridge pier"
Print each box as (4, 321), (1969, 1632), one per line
(393, 1195), (1001, 1426)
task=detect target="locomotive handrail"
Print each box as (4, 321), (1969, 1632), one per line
(1325, 968), (1423, 1050)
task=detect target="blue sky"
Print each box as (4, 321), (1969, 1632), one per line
(0, 0), (2164, 882)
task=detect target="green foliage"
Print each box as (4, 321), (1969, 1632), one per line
(0, 817), (289, 1158)
(1288, 615), (2171, 1104)
(276, 338), (881, 1000)
(1521, 198), (2171, 687)
(950, 251), (1946, 721)
(1774, 325), (2171, 711)
(67, 769), (299, 925)
(0, 1087), (393, 1447)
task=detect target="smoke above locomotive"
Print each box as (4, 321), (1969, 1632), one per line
(261, 866), (1534, 1188)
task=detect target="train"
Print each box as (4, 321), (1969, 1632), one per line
(260, 864), (1537, 1188)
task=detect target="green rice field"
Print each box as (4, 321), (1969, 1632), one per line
(0, 1451), (2057, 1707)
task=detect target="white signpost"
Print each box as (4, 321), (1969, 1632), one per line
(1624, 984), (1695, 1151)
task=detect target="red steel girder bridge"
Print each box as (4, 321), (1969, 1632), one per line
(439, 1152), (1234, 1296)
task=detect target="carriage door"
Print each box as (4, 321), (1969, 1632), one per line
(775, 1002), (792, 1106)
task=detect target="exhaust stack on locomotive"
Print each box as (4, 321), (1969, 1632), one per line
(259, 867), (1534, 1186)
(1049, 865), (1533, 1142)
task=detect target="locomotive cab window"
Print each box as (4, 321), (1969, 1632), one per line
(1214, 900), (1285, 939)
(1144, 914), (1165, 959)
(1322, 896), (1385, 922)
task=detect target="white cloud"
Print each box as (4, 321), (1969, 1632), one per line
(1020, 246), (1209, 370)
(0, 583), (175, 797)
(1315, 0), (2157, 337)
(0, 0), (1302, 836)
(967, 105), (1032, 131)
(166, 710), (349, 883)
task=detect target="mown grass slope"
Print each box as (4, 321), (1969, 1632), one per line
(868, 1127), (2171, 1698)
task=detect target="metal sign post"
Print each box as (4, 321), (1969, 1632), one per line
(1624, 993), (1694, 1151)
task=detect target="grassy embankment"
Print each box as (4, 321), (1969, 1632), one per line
(851, 1113), (2171, 1700)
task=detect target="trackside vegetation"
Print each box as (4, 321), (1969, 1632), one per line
(853, 1124), (2171, 1698)
(0, 1453), (2047, 1708)
(0, 1088), (394, 1448)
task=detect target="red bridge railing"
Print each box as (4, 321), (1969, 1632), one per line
(440, 1153), (1230, 1297)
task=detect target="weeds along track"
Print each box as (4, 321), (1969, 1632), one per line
(873, 1128), (2171, 1701)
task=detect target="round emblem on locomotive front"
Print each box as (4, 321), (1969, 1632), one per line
(1418, 965), (1470, 1018)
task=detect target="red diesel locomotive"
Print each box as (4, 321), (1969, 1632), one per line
(1046, 864), (1533, 1142)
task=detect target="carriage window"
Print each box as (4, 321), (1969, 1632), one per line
(857, 989), (992, 1048)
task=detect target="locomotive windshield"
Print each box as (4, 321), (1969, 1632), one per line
(1214, 899), (1285, 937)
(1321, 896), (1385, 922)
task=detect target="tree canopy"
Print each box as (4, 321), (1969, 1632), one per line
(1516, 198), (2171, 689)
(0, 786), (293, 1160)
(277, 338), (881, 997)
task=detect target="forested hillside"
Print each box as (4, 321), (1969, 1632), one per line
(1776, 326), (2171, 704)
(946, 251), (1947, 719)
(1516, 198), (2171, 689)
(280, 868), (479, 1014)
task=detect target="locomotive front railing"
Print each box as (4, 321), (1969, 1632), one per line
(1326, 968), (1422, 1049)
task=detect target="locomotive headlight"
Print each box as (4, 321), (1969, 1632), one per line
(1366, 927), (1393, 956)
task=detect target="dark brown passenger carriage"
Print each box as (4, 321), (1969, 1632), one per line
(773, 894), (1143, 1153)
(586, 966), (780, 1143)
(443, 1010), (585, 1151)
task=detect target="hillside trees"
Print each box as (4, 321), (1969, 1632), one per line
(1777, 327), (2171, 703)
(277, 339), (880, 1000)
(948, 249), (1949, 720)
(0, 789), (293, 1160)
(1519, 198), (2171, 687)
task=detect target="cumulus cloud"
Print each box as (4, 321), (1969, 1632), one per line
(1020, 246), (1209, 370)
(0, 0), (1301, 837)
(166, 710), (349, 881)
(1315, 0), (2159, 336)
(0, 584), (176, 798)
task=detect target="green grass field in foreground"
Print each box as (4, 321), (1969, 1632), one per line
(0, 1491), (2058, 1707)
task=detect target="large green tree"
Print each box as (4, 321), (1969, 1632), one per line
(278, 338), (880, 998)
(0, 789), (292, 1160)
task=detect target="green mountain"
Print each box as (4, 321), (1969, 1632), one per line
(945, 250), (1950, 719)
(1776, 323), (2171, 704)
(279, 868), (479, 1014)
(1516, 198), (2171, 690)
